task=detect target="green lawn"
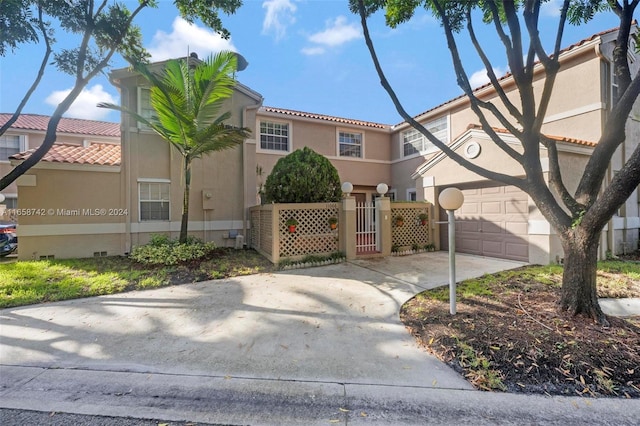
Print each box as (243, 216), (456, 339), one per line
(0, 249), (274, 309)
(1, 254), (638, 310)
(423, 261), (640, 302)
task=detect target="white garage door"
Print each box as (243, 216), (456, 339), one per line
(440, 184), (529, 262)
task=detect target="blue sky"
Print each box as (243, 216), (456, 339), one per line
(0, 0), (621, 125)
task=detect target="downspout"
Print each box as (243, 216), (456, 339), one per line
(595, 42), (616, 258)
(242, 102), (262, 244)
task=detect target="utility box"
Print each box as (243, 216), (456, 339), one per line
(202, 188), (215, 210)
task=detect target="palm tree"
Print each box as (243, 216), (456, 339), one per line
(100, 51), (250, 243)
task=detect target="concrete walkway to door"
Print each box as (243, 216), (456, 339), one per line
(1, 252), (638, 425)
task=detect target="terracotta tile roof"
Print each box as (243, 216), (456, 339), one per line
(0, 113), (120, 138)
(10, 143), (121, 166)
(465, 124), (596, 147)
(260, 106), (390, 129)
(400, 26), (622, 126)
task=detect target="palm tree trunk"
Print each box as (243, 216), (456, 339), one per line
(180, 159), (191, 243)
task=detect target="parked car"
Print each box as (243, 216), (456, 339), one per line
(0, 222), (17, 257)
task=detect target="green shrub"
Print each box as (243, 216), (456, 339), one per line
(263, 147), (342, 203)
(130, 234), (216, 266)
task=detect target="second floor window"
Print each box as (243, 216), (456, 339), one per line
(260, 121), (289, 151)
(138, 87), (154, 129)
(338, 131), (362, 158)
(402, 116), (448, 157)
(0, 135), (22, 161)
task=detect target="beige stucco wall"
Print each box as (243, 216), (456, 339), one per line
(1, 131), (118, 206)
(252, 112), (392, 205)
(15, 166), (124, 259)
(119, 75), (261, 249)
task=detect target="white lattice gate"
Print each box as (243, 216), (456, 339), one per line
(356, 201), (379, 254)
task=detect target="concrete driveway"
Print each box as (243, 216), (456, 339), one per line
(2, 252), (638, 425)
(0, 253), (519, 387)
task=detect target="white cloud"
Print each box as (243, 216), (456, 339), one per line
(468, 67), (507, 89)
(301, 46), (325, 56)
(541, 0), (563, 17)
(301, 16), (362, 56)
(262, 0), (297, 41)
(45, 84), (117, 120)
(308, 16), (361, 47)
(147, 17), (236, 61)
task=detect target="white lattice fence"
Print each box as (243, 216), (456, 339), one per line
(391, 203), (431, 249)
(279, 204), (340, 258)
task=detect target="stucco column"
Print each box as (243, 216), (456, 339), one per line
(340, 196), (356, 260)
(377, 196), (392, 257)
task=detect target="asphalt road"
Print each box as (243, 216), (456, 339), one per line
(0, 408), (230, 426)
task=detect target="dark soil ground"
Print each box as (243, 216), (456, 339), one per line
(400, 258), (640, 398)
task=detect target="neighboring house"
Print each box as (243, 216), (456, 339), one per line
(0, 114), (120, 211)
(4, 26), (639, 264)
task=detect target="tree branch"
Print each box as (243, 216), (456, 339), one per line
(0, 4), (52, 136)
(355, 0), (524, 188)
(583, 141), (640, 233)
(466, 8), (523, 127)
(0, 1), (149, 191)
(430, 1), (523, 162)
(542, 135), (584, 215)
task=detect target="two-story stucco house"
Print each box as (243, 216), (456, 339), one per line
(4, 26), (639, 264)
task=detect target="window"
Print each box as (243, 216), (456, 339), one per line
(338, 131), (362, 158)
(138, 87), (154, 129)
(260, 121), (289, 151)
(612, 66), (619, 107)
(3, 196), (17, 209)
(402, 116), (448, 157)
(139, 182), (170, 221)
(407, 189), (417, 201)
(0, 135), (21, 161)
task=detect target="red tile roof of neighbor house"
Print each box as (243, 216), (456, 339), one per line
(10, 143), (121, 166)
(0, 113), (120, 137)
(260, 106), (390, 129)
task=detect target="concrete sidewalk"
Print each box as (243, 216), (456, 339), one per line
(1, 252), (639, 425)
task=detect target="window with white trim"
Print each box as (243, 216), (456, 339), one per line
(402, 116), (448, 157)
(260, 121), (289, 151)
(338, 131), (362, 158)
(0, 135), (22, 161)
(407, 189), (417, 201)
(139, 182), (170, 221)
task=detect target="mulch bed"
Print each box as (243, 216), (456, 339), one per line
(400, 272), (640, 398)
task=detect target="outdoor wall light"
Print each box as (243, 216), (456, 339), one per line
(341, 182), (353, 196)
(438, 187), (464, 315)
(0, 194), (4, 203)
(376, 183), (388, 196)
(439, 187), (464, 211)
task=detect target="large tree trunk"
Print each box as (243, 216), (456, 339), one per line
(559, 228), (608, 325)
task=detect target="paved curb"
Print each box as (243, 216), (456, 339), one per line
(1, 365), (639, 426)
